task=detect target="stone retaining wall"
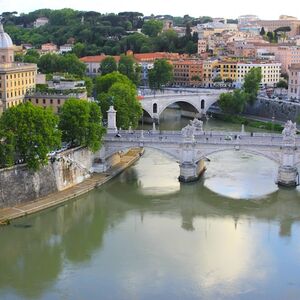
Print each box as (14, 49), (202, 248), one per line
(0, 147), (94, 208)
(244, 98), (300, 122)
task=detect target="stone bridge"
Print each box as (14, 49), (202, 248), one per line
(100, 106), (300, 187)
(140, 89), (226, 120)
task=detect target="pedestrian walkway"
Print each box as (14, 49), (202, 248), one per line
(0, 148), (143, 225)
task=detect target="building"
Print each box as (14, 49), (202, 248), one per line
(172, 60), (203, 87)
(0, 23), (37, 114)
(236, 61), (281, 87)
(59, 44), (73, 54)
(197, 39), (207, 54)
(252, 18), (300, 38)
(238, 15), (260, 25)
(41, 43), (58, 53)
(218, 61), (238, 82)
(254, 44), (300, 73)
(288, 64), (300, 99)
(25, 75), (87, 113)
(25, 92), (87, 114)
(163, 20), (173, 31)
(80, 55), (121, 76)
(34, 17), (49, 28)
(202, 59), (219, 86)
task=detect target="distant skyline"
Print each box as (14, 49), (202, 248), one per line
(1, 0), (300, 20)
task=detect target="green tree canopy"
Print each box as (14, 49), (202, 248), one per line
(96, 72), (142, 129)
(38, 53), (86, 76)
(243, 67), (262, 104)
(141, 19), (163, 37)
(276, 79), (288, 89)
(118, 54), (140, 85)
(218, 89), (249, 114)
(95, 71), (133, 94)
(59, 99), (105, 152)
(0, 102), (61, 170)
(100, 56), (118, 75)
(148, 59), (173, 90)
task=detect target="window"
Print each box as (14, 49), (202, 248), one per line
(201, 99), (205, 110)
(153, 103), (158, 113)
(36, 99), (39, 104)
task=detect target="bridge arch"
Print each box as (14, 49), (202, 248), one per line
(196, 148), (281, 165)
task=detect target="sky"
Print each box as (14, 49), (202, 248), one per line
(1, 0), (300, 20)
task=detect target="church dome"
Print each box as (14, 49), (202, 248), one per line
(0, 23), (13, 48)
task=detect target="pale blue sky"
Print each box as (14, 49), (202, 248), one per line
(1, 0), (300, 20)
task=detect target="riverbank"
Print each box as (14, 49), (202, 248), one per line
(0, 147), (144, 225)
(211, 113), (284, 132)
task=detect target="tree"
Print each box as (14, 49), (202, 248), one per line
(38, 53), (86, 76)
(218, 89), (248, 114)
(118, 54), (140, 85)
(100, 56), (118, 75)
(277, 79), (288, 89)
(0, 102), (61, 170)
(260, 27), (265, 36)
(96, 72), (142, 129)
(148, 59), (173, 90)
(213, 75), (222, 83)
(185, 23), (192, 39)
(185, 40), (197, 54)
(141, 19), (163, 37)
(95, 71), (132, 95)
(106, 82), (142, 129)
(73, 42), (85, 57)
(243, 67), (262, 104)
(59, 99), (105, 151)
(0, 130), (14, 168)
(83, 76), (94, 97)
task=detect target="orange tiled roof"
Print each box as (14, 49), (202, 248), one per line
(80, 55), (120, 63)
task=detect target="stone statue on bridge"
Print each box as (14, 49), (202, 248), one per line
(190, 118), (203, 132)
(181, 124), (195, 139)
(282, 120), (297, 144)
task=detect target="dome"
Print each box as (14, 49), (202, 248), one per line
(0, 23), (13, 48)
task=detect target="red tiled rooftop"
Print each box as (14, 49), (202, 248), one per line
(80, 55), (120, 63)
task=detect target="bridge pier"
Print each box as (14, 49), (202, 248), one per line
(277, 120), (299, 188)
(179, 160), (206, 183)
(277, 166), (299, 187)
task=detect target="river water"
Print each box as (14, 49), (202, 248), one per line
(1, 109), (300, 300)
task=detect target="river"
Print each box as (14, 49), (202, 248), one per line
(0, 109), (300, 300)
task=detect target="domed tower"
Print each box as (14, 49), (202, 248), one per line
(0, 22), (14, 63)
(0, 19), (37, 114)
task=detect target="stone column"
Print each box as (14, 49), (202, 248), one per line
(277, 120), (299, 187)
(107, 106), (117, 134)
(178, 125), (205, 182)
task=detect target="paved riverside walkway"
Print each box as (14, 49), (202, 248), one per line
(0, 148), (143, 225)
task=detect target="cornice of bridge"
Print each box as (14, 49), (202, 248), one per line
(142, 92), (224, 101)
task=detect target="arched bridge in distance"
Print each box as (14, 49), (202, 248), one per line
(139, 89), (227, 120)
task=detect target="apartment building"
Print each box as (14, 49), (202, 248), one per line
(172, 60), (203, 86)
(0, 23), (37, 114)
(236, 62), (281, 87)
(288, 64), (300, 99)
